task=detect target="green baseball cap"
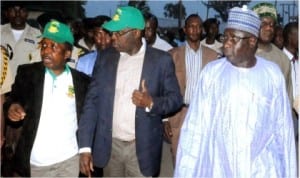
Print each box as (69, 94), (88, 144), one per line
(39, 20), (74, 45)
(102, 6), (145, 32)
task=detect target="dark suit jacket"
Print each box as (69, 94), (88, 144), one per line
(3, 62), (90, 176)
(78, 47), (182, 176)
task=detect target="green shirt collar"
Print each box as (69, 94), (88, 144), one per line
(45, 65), (71, 80)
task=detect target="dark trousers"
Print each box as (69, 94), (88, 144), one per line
(1, 121), (23, 177)
(79, 167), (103, 177)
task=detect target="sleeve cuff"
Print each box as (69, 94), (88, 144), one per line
(79, 147), (91, 153)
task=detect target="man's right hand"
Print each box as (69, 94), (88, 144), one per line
(8, 103), (26, 121)
(163, 120), (173, 143)
(80, 152), (94, 177)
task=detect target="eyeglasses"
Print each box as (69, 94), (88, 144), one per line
(261, 21), (275, 28)
(111, 29), (135, 37)
(222, 34), (251, 43)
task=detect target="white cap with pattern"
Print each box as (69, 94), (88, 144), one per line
(226, 5), (261, 37)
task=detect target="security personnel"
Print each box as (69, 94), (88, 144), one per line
(1, 2), (41, 82)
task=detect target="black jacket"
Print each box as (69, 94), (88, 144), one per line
(4, 62), (90, 176)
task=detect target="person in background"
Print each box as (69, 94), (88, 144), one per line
(143, 13), (173, 51)
(174, 28), (186, 47)
(77, 17), (97, 52)
(272, 25), (284, 49)
(200, 18), (223, 56)
(78, 6), (182, 177)
(283, 22), (298, 105)
(164, 30), (178, 47)
(1, 2), (41, 82)
(216, 33), (225, 43)
(252, 3), (293, 104)
(282, 22), (299, 144)
(36, 12), (65, 33)
(164, 13), (218, 165)
(67, 18), (83, 45)
(3, 20), (90, 177)
(76, 15), (111, 76)
(174, 6), (296, 178)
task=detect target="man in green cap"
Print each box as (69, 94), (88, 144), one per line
(78, 6), (182, 177)
(252, 3), (293, 104)
(3, 20), (90, 177)
(252, 2), (297, 143)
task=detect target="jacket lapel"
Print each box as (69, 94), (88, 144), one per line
(103, 48), (120, 120)
(32, 62), (45, 120)
(71, 69), (83, 121)
(140, 47), (154, 90)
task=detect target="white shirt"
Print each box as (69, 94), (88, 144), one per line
(78, 38), (96, 51)
(184, 43), (202, 104)
(152, 34), (173, 51)
(112, 39), (146, 141)
(30, 67), (78, 166)
(11, 29), (24, 42)
(201, 38), (223, 55)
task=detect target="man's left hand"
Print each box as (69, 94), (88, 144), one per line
(132, 79), (152, 108)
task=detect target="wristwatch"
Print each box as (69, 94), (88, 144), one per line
(145, 101), (153, 112)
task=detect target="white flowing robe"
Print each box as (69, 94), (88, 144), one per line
(174, 57), (296, 178)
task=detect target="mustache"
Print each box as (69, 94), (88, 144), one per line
(41, 54), (51, 60)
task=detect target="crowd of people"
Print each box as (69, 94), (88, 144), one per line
(0, 1), (298, 178)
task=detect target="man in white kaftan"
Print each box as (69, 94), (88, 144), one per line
(174, 57), (296, 178)
(174, 6), (296, 178)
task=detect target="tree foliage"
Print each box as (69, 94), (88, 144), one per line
(202, 1), (251, 22)
(163, 1), (186, 19)
(128, 0), (150, 15)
